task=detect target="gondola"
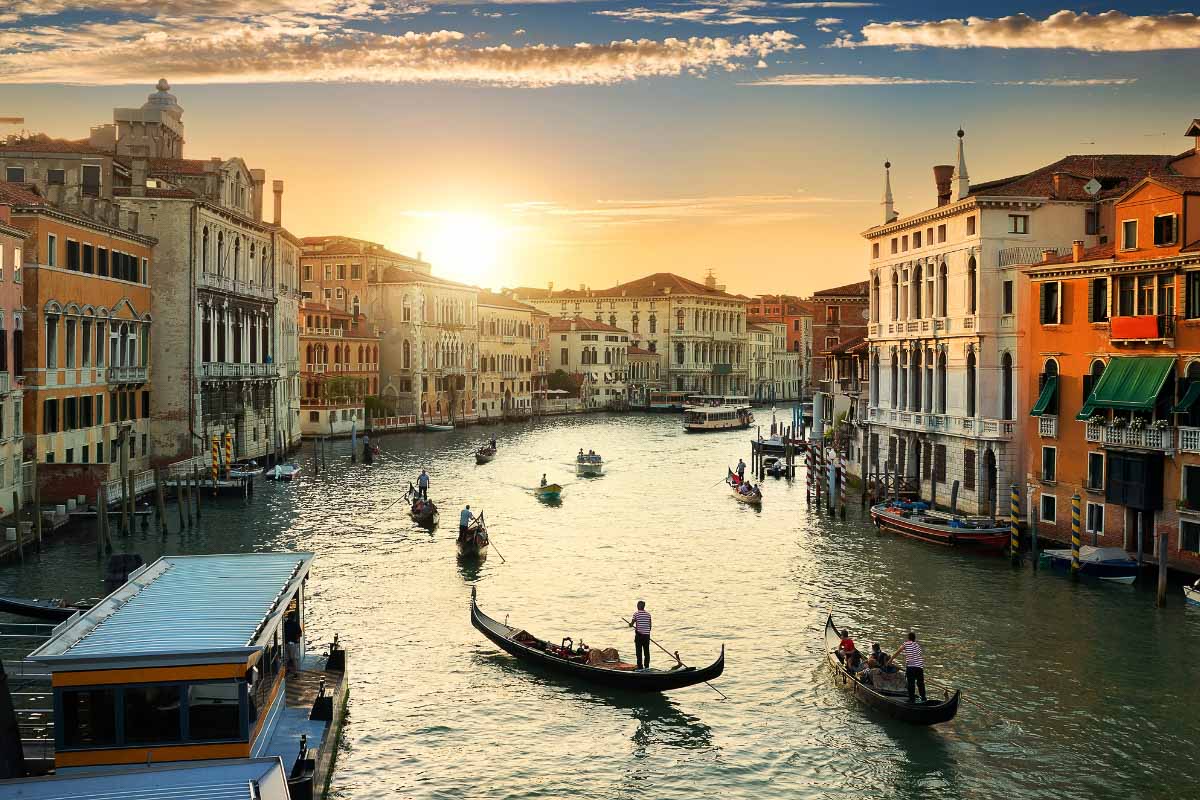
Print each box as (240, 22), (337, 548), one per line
(0, 595), (94, 621)
(410, 498), (439, 527)
(475, 446), (497, 465)
(726, 471), (762, 506)
(870, 501), (1008, 552)
(823, 614), (959, 725)
(457, 515), (489, 557)
(425, 423), (455, 432)
(471, 587), (725, 692)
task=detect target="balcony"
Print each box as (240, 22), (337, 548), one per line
(1038, 415), (1057, 438)
(1109, 314), (1175, 344)
(712, 363), (733, 375)
(1181, 427), (1200, 453)
(302, 326), (344, 338)
(501, 370), (520, 380)
(866, 406), (1013, 439)
(198, 271), (275, 301)
(201, 362), (279, 380)
(107, 365), (148, 384)
(1086, 421), (1174, 451)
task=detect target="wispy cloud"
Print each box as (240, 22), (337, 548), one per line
(741, 73), (972, 86)
(814, 17), (842, 31)
(595, 6), (805, 26)
(835, 11), (1200, 51)
(0, 21), (799, 85)
(994, 77), (1138, 86)
(505, 192), (859, 227)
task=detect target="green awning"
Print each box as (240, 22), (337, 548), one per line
(1030, 375), (1058, 417)
(1087, 356), (1175, 412)
(1076, 400), (1096, 422)
(1174, 381), (1200, 413)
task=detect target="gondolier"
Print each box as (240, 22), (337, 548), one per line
(894, 631), (927, 704)
(417, 469), (430, 499)
(737, 459), (746, 479)
(459, 504), (475, 534)
(629, 600), (652, 670)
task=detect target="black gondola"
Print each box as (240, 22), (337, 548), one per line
(475, 446), (496, 465)
(0, 595), (93, 621)
(410, 498), (439, 527)
(457, 516), (489, 557)
(471, 587), (725, 692)
(823, 614), (959, 725)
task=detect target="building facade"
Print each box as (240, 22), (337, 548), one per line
(268, 203), (303, 449)
(516, 272), (749, 396)
(863, 132), (1182, 515)
(299, 236), (429, 316)
(809, 281), (869, 388)
(548, 317), (629, 409)
(299, 302), (379, 436)
(0, 200), (26, 511)
(627, 346), (662, 406)
(476, 291), (535, 420)
(767, 321), (803, 401)
(748, 323), (773, 403)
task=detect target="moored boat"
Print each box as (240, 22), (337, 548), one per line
(411, 498), (439, 527)
(1185, 580), (1200, 606)
(755, 433), (807, 456)
(576, 451), (603, 477)
(228, 460), (263, 479)
(475, 446), (497, 465)
(457, 515), (489, 557)
(471, 587), (725, 692)
(764, 456), (790, 478)
(870, 501), (1008, 552)
(1040, 546), (1139, 583)
(0, 595), (94, 621)
(267, 463), (301, 481)
(425, 422), (455, 431)
(824, 614), (959, 725)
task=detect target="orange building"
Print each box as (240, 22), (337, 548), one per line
(299, 235), (429, 316)
(0, 199), (28, 513)
(1024, 123), (1200, 573)
(3, 182), (155, 494)
(299, 301), (380, 436)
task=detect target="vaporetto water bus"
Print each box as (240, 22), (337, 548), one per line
(683, 401), (754, 432)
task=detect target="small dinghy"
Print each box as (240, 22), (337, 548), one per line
(535, 482), (563, 500)
(0, 595), (95, 621)
(425, 423), (455, 432)
(1040, 545), (1139, 583)
(266, 463), (301, 481)
(1185, 580), (1200, 606)
(228, 460), (263, 479)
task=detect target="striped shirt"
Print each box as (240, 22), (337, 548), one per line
(901, 640), (925, 669)
(631, 610), (651, 635)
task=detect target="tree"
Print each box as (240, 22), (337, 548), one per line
(547, 369), (582, 397)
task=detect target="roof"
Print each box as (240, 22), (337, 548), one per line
(811, 280), (868, 298)
(827, 335), (866, 355)
(0, 758), (291, 800)
(968, 154), (1178, 201)
(0, 181), (46, 206)
(515, 272), (747, 302)
(746, 323), (771, 333)
(549, 316), (628, 334)
(30, 553), (312, 668)
(627, 345), (659, 356)
(300, 236), (426, 264)
(148, 157), (214, 176)
(477, 290), (538, 313)
(0, 135), (113, 156)
(376, 266), (471, 289)
(1034, 241), (1116, 267)
(113, 186), (198, 199)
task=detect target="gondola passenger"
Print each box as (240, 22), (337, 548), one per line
(838, 629), (855, 661)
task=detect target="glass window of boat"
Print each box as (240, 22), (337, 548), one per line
(187, 682), (243, 741)
(61, 688), (117, 748)
(124, 684), (183, 744)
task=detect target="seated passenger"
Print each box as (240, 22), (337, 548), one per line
(838, 629), (855, 660)
(868, 643), (897, 673)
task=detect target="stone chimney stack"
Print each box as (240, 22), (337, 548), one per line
(952, 129), (970, 201)
(1041, 248), (1057, 263)
(1072, 240), (1085, 262)
(130, 148), (148, 198)
(250, 169), (266, 222)
(933, 165), (954, 206)
(273, 179), (284, 225)
(882, 161), (897, 223)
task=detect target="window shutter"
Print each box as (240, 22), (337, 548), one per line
(1040, 284), (1049, 324)
(1055, 281), (1063, 324)
(1087, 279), (1095, 323)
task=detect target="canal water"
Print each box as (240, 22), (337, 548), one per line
(3, 411), (1199, 799)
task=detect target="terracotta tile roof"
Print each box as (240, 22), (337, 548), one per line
(1033, 242), (1116, 266)
(0, 136), (111, 156)
(147, 158), (215, 176)
(113, 186), (197, 199)
(515, 273), (746, 301)
(300, 236), (425, 263)
(746, 323), (772, 332)
(969, 154), (1178, 201)
(811, 280), (868, 298)
(477, 290), (538, 312)
(0, 181), (46, 206)
(549, 316), (628, 334)
(627, 345), (659, 356)
(1141, 175), (1200, 195)
(375, 266), (471, 289)
(827, 335), (866, 355)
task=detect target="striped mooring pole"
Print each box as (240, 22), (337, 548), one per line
(224, 432), (234, 480)
(814, 445), (823, 508)
(210, 437), (219, 486)
(839, 452), (847, 519)
(805, 446), (814, 506)
(1009, 484), (1021, 564)
(1071, 492), (1082, 578)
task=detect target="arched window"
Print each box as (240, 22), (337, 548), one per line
(871, 275), (880, 322)
(201, 227), (210, 274)
(912, 264), (923, 318)
(967, 351), (978, 417)
(1040, 358), (1058, 416)
(233, 237), (241, 283)
(353, 295), (361, 317)
(216, 232), (225, 277)
(937, 263), (947, 317)
(924, 347), (934, 413)
(675, 342), (685, 365)
(937, 351), (947, 414)
(632, 313), (639, 333)
(870, 356), (879, 407)
(899, 351), (908, 411)
(968, 256), (978, 315)
(890, 355), (898, 407)
(911, 348), (922, 409)
(1002, 352), (1014, 420)
(248, 243), (256, 284)
(890, 271), (899, 320)
(650, 314), (657, 334)
(609, 314), (616, 328)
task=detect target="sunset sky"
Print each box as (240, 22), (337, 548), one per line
(2, 3), (1199, 294)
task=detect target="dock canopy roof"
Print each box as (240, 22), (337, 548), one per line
(29, 553), (313, 670)
(1029, 375), (1058, 417)
(0, 757), (291, 800)
(1084, 356), (1175, 412)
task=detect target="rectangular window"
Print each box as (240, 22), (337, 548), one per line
(60, 688), (117, 748)
(65, 319), (76, 367)
(81, 444), (88, 464)
(303, 265), (313, 281)
(47, 168), (65, 185)
(1040, 494), (1057, 523)
(1184, 465), (1200, 511)
(872, 243), (880, 259)
(966, 216), (977, 236)
(81, 164), (101, 197)
(1122, 220), (1138, 250)
(123, 685), (182, 745)
(65, 447), (73, 464)
(1182, 521), (1200, 555)
(1154, 214), (1178, 246)
(913, 231), (922, 248)
(901, 235), (908, 252)
(1090, 277), (1109, 322)
(890, 238), (897, 254)
(1002, 280), (1013, 315)
(1008, 215), (1028, 234)
(41, 399), (58, 434)
(824, 337), (839, 350)
(13, 246), (19, 283)
(142, 391), (150, 418)
(4, 165), (24, 182)
(1041, 446), (1057, 482)
(937, 224), (947, 243)
(187, 683), (242, 741)
(66, 240), (80, 271)
(337, 264), (347, 279)
(351, 264), (361, 279)
(1039, 282), (1061, 325)
(82, 243), (94, 274)
(1085, 208), (1099, 236)
(1117, 276), (1135, 316)
(560, 348), (568, 366)
(323, 265), (333, 280)
(97, 247), (108, 277)
(964, 448), (976, 491)
(46, 317), (58, 368)
(1137, 275), (1154, 315)
(336, 288), (344, 299)
(323, 288), (332, 301)
(47, 233), (57, 267)
(1086, 502), (1104, 535)
(1088, 452), (1104, 491)
(141, 257), (148, 283)
(934, 444), (946, 483)
(95, 441), (103, 463)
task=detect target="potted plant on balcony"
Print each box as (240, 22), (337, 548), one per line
(1088, 413), (1107, 426)
(1109, 416), (1127, 429)
(1129, 415), (1148, 431)
(1152, 419), (1170, 430)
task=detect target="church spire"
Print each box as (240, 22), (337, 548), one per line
(882, 160), (896, 223)
(953, 128), (970, 201)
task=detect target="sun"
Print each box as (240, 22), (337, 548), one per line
(425, 211), (509, 287)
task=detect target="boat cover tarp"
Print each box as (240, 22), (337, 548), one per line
(1086, 356), (1175, 411)
(1043, 545), (1135, 564)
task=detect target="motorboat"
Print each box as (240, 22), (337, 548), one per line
(1040, 546), (1139, 583)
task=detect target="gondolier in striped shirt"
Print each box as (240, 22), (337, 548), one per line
(894, 631), (927, 703)
(628, 601), (652, 670)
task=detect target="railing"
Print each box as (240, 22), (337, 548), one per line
(107, 365), (148, 384)
(1109, 314), (1175, 342)
(198, 271), (275, 300)
(441, 365), (466, 376)
(864, 407), (1013, 438)
(369, 415), (417, 430)
(0, 372), (10, 394)
(869, 324), (879, 336)
(905, 322), (919, 332)
(201, 362), (278, 379)
(1180, 427), (1200, 453)
(501, 370), (519, 379)
(306, 364), (327, 374)
(1086, 421), (1174, 450)
(1000, 315), (1015, 330)
(963, 317), (975, 330)
(934, 319), (947, 332)
(1038, 415), (1057, 438)
(302, 327), (344, 338)
(998, 245), (1070, 267)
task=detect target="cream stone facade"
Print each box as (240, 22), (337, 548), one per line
(768, 322), (803, 401)
(477, 291), (534, 420)
(748, 324), (772, 402)
(270, 212), (303, 449)
(549, 317), (629, 409)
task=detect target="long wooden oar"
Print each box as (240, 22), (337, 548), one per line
(622, 617), (727, 700)
(477, 515), (506, 563)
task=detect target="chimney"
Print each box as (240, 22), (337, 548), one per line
(1072, 240), (1085, 262)
(272, 179), (283, 225)
(1041, 248), (1057, 263)
(131, 156), (147, 198)
(933, 165), (954, 206)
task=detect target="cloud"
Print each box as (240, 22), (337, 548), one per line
(0, 21), (800, 86)
(994, 77), (1138, 86)
(835, 11), (1200, 51)
(512, 27), (526, 35)
(595, 6), (806, 26)
(740, 73), (972, 86)
(814, 16), (841, 31)
(505, 192), (858, 227)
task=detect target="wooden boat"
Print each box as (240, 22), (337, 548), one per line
(764, 456), (789, 478)
(425, 423), (455, 432)
(457, 516), (489, 557)
(471, 587), (725, 692)
(576, 453), (603, 477)
(870, 501), (1008, 552)
(1183, 580), (1199, 606)
(266, 463), (301, 481)
(410, 498), (439, 527)
(682, 403), (753, 432)
(475, 446), (497, 465)
(1040, 546), (1139, 584)
(0, 595), (93, 621)
(535, 483), (563, 499)
(228, 460), (263, 479)
(727, 472), (763, 506)
(824, 614), (959, 725)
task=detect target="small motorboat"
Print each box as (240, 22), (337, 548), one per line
(266, 463), (301, 482)
(475, 446), (497, 465)
(576, 452), (603, 477)
(457, 515), (489, 557)
(727, 471), (763, 506)
(870, 501), (1009, 552)
(471, 587), (725, 692)
(228, 460), (263, 479)
(0, 595), (96, 621)
(535, 482), (563, 500)
(1185, 580), (1200, 606)
(410, 498), (439, 527)
(764, 456), (789, 478)
(1040, 545), (1139, 584)
(824, 614), (959, 725)
(425, 423), (455, 432)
